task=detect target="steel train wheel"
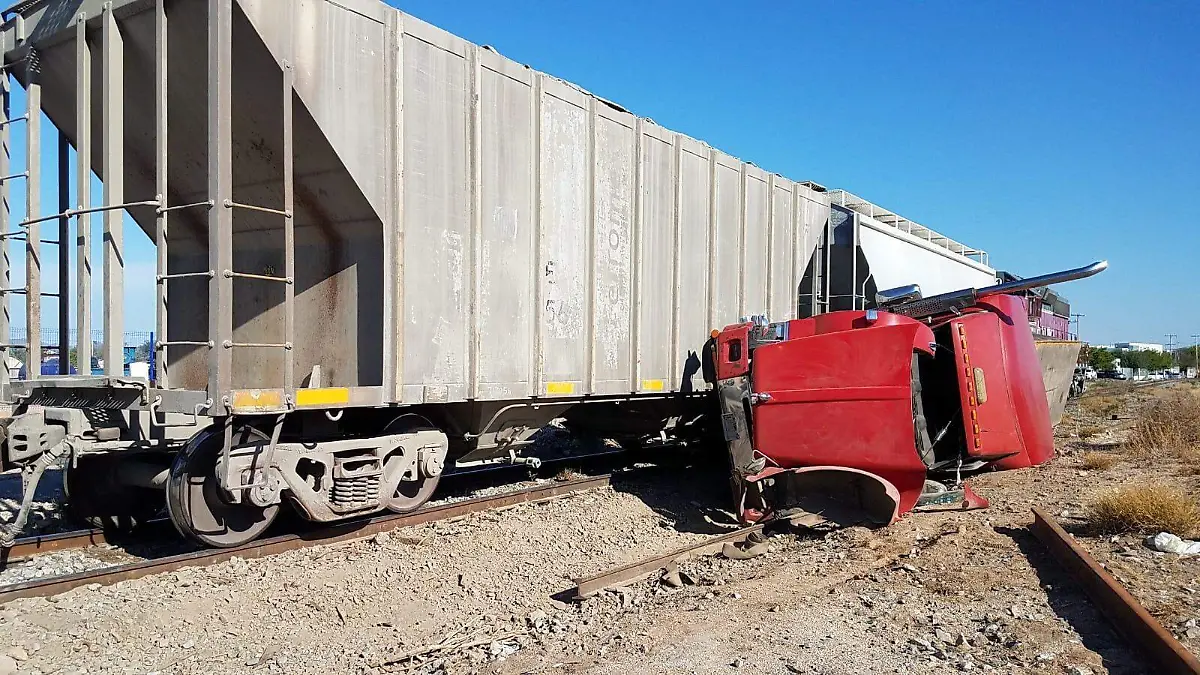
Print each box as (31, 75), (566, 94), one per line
(63, 453), (165, 533)
(382, 414), (442, 514)
(166, 425), (280, 548)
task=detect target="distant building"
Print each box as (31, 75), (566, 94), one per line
(1112, 342), (1165, 353)
(996, 272), (1072, 340)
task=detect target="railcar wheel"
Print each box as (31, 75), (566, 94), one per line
(166, 426), (280, 548)
(63, 453), (165, 533)
(382, 414), (443, 514)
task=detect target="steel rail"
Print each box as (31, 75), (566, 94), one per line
(1076, 379), (1176, 400)
(569, 523), (765, 599)
(0, 474), (616, 605)
(1030, 507), (1200, 675)
(0, 451), (631, 565)
(3, 527), (108, 560)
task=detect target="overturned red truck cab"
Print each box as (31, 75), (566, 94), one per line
(709, 262), (1107, 528)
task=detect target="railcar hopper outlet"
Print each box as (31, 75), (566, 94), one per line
(0, 0), (1105, 549)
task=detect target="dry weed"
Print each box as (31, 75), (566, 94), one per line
(1077, 425), (1104, 440)
(553, 467), (585, 482)
(1081, 395), (1121, 419)
(1088, 485), (1200, 536)
(1080, 452), (1117, 471)
(1124, 393), (1200, 460)
(1176, 446), (1200, 475)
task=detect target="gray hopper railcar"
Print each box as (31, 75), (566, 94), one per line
(0, 0), (996, 547)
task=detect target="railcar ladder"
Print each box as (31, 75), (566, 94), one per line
(0, 27), (73, 389)
(151, 0), (297, 416)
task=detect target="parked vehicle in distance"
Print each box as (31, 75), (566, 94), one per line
(1084, 366), (1098, 380)
(1098, 370), (1127, 380)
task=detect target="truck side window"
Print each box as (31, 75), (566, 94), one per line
(728, 340), (742, 363)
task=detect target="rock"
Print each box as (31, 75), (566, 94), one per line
(730, 657), (745, 668)
(372, 532), (390, 546)
(1036, 653), (1054, 663)
(494, 640), (520, 659)
(957, 661), (974, 672)
(935, 629), (953, 644)
(908, 637), (932, 651)
(527, 610), (549, 629)
(4, 647), (27, 662)
(1067, 667), (1094, 675)
(0, 655), (15, 675)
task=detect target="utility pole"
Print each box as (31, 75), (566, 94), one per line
(1192, 334), (1199, 377)
(1167, 333), (1178, 368)
(1070, 313), (1084, 341)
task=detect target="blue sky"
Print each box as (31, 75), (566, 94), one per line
(389, 0), (1198, 346)
(4, 1), (1196, 347)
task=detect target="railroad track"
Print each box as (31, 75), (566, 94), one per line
(1077, 378), (1181, 400)
(1031, 508), (1200, 674)
(3, 527), (110, 561)
(0, 448), (633, 566)
(0, 472), (620, 605)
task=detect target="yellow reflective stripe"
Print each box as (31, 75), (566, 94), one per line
(231, 389), (283, 411)
(295, 387), (350, 407)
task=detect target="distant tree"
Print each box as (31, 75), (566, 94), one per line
(1146, 350), (1175, 372)
(1112, 349), (1136, 371)
(134, 340), (151, 362)
(1176, 347), (1199, 370)
(1089, 347), (1116, 371)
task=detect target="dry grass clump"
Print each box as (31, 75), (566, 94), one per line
(1081, 395), (1121, 419)
(1080, 452), (1117, 471)
(1088, 485), (1200, 536)
(553, 467), (585, 482)
(1175, 447), (1200, 475)
(1077, 424), (1104, 440)
(1124, 393), (1200, 460)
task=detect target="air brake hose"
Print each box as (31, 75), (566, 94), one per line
(0, 439), (71, 548)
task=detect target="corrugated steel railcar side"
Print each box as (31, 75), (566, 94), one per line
(388, 15), (829, 406)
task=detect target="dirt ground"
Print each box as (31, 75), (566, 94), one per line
(0, 381), (1194, 674)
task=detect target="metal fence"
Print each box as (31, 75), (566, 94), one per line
(6, 329), (153, 350)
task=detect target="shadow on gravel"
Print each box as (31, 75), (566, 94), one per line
(608, 462), (739, 536)
(995, 525), (1147, 675)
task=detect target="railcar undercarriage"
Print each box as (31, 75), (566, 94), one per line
(0, 392), (713, 548)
